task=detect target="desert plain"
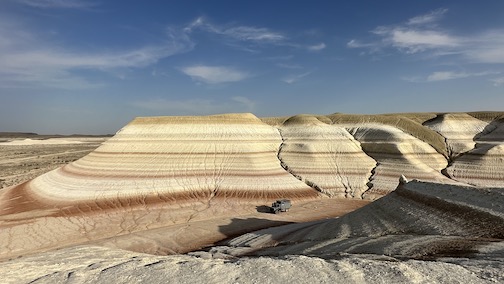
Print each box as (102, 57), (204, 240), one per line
(0, 112), (503, 283)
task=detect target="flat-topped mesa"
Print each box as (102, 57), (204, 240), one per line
(278, 115), (376, 198)
(0, 113), (321, 260)
(2, 113), (318, 215)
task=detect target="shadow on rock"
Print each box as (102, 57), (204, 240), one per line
(217, 217), (294, 241)
(256, 205), (272, 213)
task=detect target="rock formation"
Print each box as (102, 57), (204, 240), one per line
(1, 111), (504, 269)
(217, 180), (504, 260)
(277, 115), (376, 198)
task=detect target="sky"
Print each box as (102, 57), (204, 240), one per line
(1, 0), (504, 134)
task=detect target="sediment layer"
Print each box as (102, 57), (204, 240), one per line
(1, 111), (503, 260)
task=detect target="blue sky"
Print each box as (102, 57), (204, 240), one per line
(1, 0), (504, 134)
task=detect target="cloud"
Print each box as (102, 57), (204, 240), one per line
(184, 17), (325, 53)
(185, 17), (285, 44)
(427, 71), (493, 81)
(348, 8), (504, 64)
(180, 65), (249, 84)
(403, 70), (499, 82)
(463, 30), (504, 63)
(14, 0), (97, 9)
(307, 43), (326, 51)
(276, 63), (302, 69)
(131, 96), (256, 114)
(231, 96), (256, 110)
(282, 71), (313, 84)
(347, 39), (375, 48)
(381, 28), (459, 53)
(0, 18), (193, 89)
(407, 8), (448, 26)
(490, 77), (504, 86)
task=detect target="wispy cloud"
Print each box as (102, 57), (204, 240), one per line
(14, 0), (97, 9)
(348, 8), (504, 64)
(407, 8), (447, 26)
(0, 18), (193, 89)
(231, 96), (256, 109)
(373, 27), (459, 53)
(490, 77), (504, 86)
(402, 70), (499, 82)
(185, 17), (285, 44)
(131, 96), (256, 114)
(184, 17), (326, 53)
(282, 71), (313, 84)
(307, 43), (326, 51)
(427, 71), (498, 81)
(276, 63), (302, 69)
(180, 65), (249, 84)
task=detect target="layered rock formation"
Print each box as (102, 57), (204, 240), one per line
(277, 115), (376, 198)
(345, 124), (451, 199)
(424, 113), (488, 158)
(424, 113), (504, 187)
(217, 180), (504, 260)
(0, 113), (319, 260)
(1, 111), (504, 263)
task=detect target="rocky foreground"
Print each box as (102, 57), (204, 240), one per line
(1, 112), (503, 283)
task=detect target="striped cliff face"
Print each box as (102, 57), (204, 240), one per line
(424, 113), (488, 158)
(0, 113), (319, 260)
(445, 118), (504, 187)
(345, 124), (451, 199)
(1, 112), (503, 261)
(28, 113), (318, 205)
(277, 115), (376, 199)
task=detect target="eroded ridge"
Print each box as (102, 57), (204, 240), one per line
(277, 115), (376, 198)
(344, 124), (452, 199)
(446, 117), (504, 186)
(220, 180), (504, 259)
